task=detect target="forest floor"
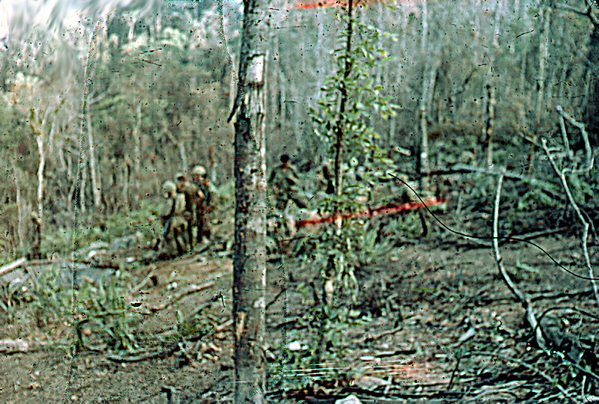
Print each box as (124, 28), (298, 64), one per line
(0, 225), (596, 403)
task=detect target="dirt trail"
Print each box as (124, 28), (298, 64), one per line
(0, 233), (595, 403)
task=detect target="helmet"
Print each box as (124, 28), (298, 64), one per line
(162, 181), (176, 194)
(192, 165), (206, 176)
(175, 172), (186, 181)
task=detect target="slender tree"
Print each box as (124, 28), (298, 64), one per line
(229, 0), (270, 400)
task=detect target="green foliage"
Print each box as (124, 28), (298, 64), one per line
(41, 200), (159, 258)
(76, 270), (138, 351)
(0, 266), (71, 331)
(280, 8), (397, 394)
(171, 305), (219, 342)
(0, 265), (140, 352)
(269, 302), (371, 393)
(307, 13), (397, 301)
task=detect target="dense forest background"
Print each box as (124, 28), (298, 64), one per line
(0, 0), (598, 402)
(0, 0), (597, 263)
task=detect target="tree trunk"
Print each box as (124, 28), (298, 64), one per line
(418, 0), (430, 190)
(528, 7), (551, 173)
(80, 146), (87, 214)
(36, 131), (45, 231)
(217, 0), (237, 112)
(12, 163), (24, 253)
(333, 0), (354, 203)
(208, 146), (218, 185)
(133, 102), (142, 208)
(584, 12), (599, 130)
(230, 0), (270, 400)
(483, 83), (496, 168)
(87, 112), (102, 211)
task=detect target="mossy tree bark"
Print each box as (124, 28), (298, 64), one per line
(229, 0), (269, 401)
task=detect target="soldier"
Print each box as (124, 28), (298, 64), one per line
(269, 154), (308, 211)
(317, 161), (335, 196)
(28, 213), (42, 260)
(191, 165), (213, 244)
(160, 181), (187, 256)
(175, 173), (202, 249)
(268, 154), (308, 239)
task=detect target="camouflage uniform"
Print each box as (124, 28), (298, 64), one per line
(191, 165), (212, 244)
(268, 155), (308, 240)
(176, 173), (201, 249)
(269, 155), (308, 212)
(161, 181), (187, 256)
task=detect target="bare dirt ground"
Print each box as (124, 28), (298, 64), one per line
(0, 229), (596, 403)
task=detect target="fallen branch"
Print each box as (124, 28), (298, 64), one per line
(471, 352), (582, 404)
(421, 164), (562, 198)
(541, 108), (599, 307)
(503, 226), (574, 244)
(0, 257), (27, 277)
(355, 325), (402, 345)
(106, 346), (177, 363)
(215, 318), (233, 332)
(530, 289), (592, 302)
(265, 287), (287, 311)
(144, 280), (216, 313)
(0, 338), (30, 354)
(492, 168), (547, 351)
(127, 265), (158, 298)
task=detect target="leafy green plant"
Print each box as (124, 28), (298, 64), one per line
(41, 200), (159, 258)
(76, 270), (138, 351)
(307, 9), (398, 304)
(269, 302), (370, 393)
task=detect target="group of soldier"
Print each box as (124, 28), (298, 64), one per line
(160, 165), (213, 256)
(159, 154), (338, 256)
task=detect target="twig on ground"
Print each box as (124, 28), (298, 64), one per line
(0, 257), (27, 278)
(106, 345), (177, 363)
(0, 338), (32, 354)
(142, 280), (216, 313)
(265, 287), (287, 311)
(492, 168), (547, 351)
(127, 265), (158, 297)
(541, 107), (599, 307)
(355, 325), (402, 345)
(471, 352), (582, 404)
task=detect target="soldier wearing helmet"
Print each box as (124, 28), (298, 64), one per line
(191, 165), (213, 244)
(161, 180), (187, 256)
(268, 154), (309, 241)
(269, 154), (308, 212)
(175, 173), (202, 249)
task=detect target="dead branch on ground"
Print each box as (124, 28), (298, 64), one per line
(141, 280), (216, 314)
(0, 258), (27, 277)
(542, 105), (598, 307)
(492, 168), (547, 351)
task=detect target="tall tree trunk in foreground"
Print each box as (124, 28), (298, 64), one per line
(229, 0), (269, 400)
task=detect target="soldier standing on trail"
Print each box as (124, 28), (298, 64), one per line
(191, 165), (212, 244)
(161, 181), (187, 257)
(175, 173), (202, 249)
(268, 154), (309, 239)
(269, 154), (308, 211)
